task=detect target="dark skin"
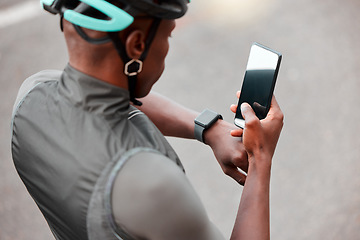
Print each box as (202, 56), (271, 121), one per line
(230, 96), (283, 240)
(63, 18), (249, 185)
(63, 17), (284, 239)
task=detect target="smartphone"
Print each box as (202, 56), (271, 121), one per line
(234, 42), (282, 129)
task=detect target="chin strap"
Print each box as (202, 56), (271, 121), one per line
(108, 18), (161, 106)
(124, 59), (144, 106)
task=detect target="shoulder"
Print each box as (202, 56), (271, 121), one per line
(111, 150), (224, 240)
(12, 69), (62, 116)
(18, 69), (62, 94)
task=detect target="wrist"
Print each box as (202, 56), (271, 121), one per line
(194, 109), (222, 143)
(202, 119), (223, 145)
(247, 154), (272, 181)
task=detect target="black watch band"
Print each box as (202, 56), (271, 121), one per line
(194, 109), (223, 143)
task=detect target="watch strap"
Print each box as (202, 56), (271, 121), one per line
(194, 122), (205, 142)
(194, 109), (222, 143)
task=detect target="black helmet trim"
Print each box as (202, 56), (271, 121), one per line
(118, 0), (189, 19)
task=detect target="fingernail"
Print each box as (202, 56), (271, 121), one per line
(241, 103), (248, 112)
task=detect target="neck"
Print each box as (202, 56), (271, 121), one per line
(68, 57), (128, 90)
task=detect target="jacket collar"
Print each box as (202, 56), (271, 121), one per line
(59, 64), (131, 116)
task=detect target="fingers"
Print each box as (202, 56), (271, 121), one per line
(230, 104), (237, 113)
(223, 166), (247, 186)
(269, 96), (281, 114)
(265, 96), (284, 124)
(230, 91), (241, 114)
(241, 103), (258, 125)
(230, 129), (243, 137)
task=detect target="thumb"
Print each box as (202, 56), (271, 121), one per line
(241, 103), (257, 123)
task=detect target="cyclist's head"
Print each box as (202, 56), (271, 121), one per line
(41, 0), (190, 105)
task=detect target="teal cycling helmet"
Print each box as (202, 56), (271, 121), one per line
(40, 0), (190, 105)
(41, 0), (189, 32)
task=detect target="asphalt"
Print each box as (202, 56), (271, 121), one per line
(1, 0), (360, 239)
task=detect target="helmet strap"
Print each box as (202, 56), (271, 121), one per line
(73, 24), (112, 45)
(124, 59), (144, 106)
(108, 18), (161, 106)
(60, 15), (64, 32)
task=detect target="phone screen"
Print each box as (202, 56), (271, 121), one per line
(234, 43), (282, 128)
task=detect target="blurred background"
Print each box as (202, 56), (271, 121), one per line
(1, 0), (360, 239)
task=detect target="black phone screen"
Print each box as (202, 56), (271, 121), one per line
(234, 43), (281, 127)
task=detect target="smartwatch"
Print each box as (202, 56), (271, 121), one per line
(194, 109), (223, 143)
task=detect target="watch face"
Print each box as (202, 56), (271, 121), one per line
(195, 110), (219, 128)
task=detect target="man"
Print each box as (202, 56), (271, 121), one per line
(11, 0), (283, 239)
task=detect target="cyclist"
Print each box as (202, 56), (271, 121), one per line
(11, 0), (283, 239)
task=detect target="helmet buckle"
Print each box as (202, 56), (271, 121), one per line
(124, 59), (143, 76)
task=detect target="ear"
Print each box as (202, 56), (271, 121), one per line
(125, 30), (146, 59)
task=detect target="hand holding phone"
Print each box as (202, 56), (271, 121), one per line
(234, 42), (282, 129)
